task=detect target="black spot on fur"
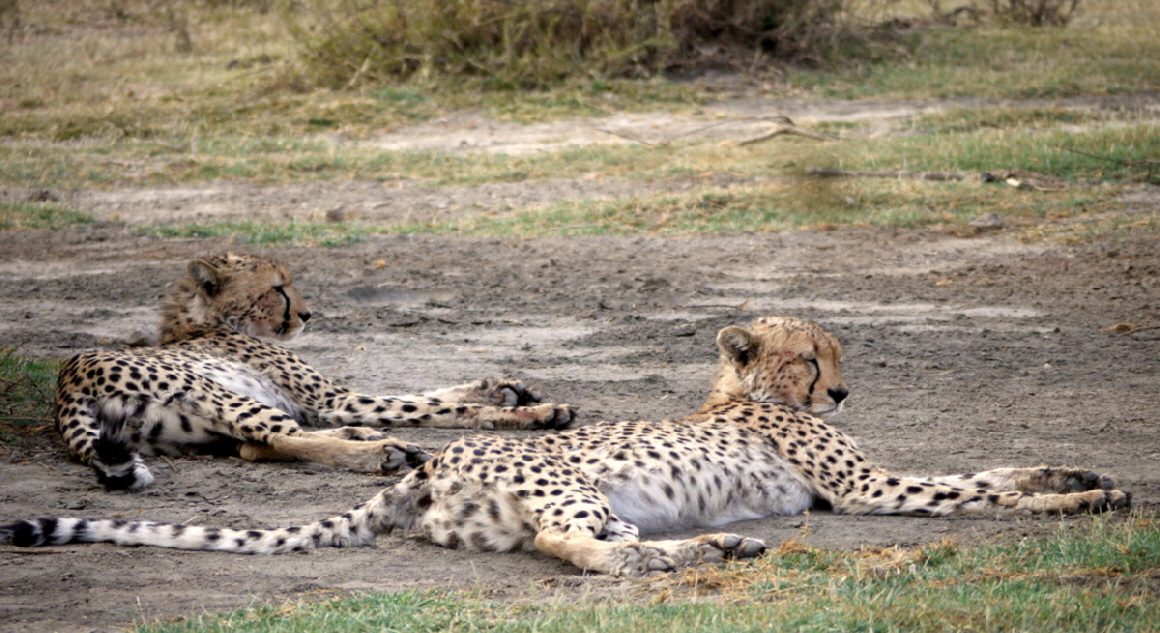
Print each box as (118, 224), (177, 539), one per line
(3, 521), (47, 547)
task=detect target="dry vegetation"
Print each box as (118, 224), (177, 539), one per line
(284, 0), (887, 88)
(2, 0), (1158, 244)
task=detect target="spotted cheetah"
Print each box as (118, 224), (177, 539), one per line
(51, 252), (575, 491)
(5, 317), (1128, 576)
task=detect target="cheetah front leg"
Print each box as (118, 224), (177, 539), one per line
(172, 383), (428, 475)
(320, 395), (577, 431)
(212, 343), (575, 432)
(421, 378), (544, 407)
(830, 470), (1130, 517)
(913, 467), (1117, 495)
(534, 531), (767, 576)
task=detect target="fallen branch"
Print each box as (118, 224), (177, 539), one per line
(1102, 322), (1160, 336)
(595, 114), (799, 148)
(1056, 145), (1159, 180)
(213, 64), (276, 90)
(805, 168), (966, 181)
(592, 127), (666, 147)
(738, 125), (837, 145)
(344, 55), (373, 90)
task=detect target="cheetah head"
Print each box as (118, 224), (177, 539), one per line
(712, 317), (849, 415)
(160, 253), (312, 344)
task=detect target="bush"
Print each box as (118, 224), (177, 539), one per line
(927, 0), (1082, 26)
(280, 0), (881, 87)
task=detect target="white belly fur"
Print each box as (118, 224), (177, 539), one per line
(596, 454), (814, 533)
(185, 357), (302, 419)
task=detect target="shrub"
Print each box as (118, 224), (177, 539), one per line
(927, 0), (1082, 26)
(280, 0), (881, 87)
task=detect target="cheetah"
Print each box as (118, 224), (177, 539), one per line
(51, 252), (574, 491)
(4, 317), (1128, 576)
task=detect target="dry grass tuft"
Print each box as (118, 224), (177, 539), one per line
(282, 0), (892, 88)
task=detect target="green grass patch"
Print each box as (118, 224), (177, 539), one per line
(127, 115), (1146, 242)
(832, 118), (1160, 183)
(906, 106), (1105, 134)
(0, 201), (94, 231)
(140, 514), (1160, 633)
(147, 220), (367, 247)
(786, 2), (1160, 100)
(0, 351), (58, 444)
(5, 115), (1155, 191)
(425, 182), (1116, 237)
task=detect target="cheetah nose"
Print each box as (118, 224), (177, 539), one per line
(828, 387), (849, 404)
(299, 311), (312, 323)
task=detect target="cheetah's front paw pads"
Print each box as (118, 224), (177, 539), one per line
(695, 534), (767, 564)
(614, 544), (679, 576)
(613, 534), (766, 576)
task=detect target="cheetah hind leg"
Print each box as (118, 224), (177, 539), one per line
(534, 530), (766, 577)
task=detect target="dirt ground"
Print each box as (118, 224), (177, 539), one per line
(1, 100), (1159, 632)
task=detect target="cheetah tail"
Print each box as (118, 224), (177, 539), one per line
(91, 415), (155, 491)
(0, 489), (408, 553)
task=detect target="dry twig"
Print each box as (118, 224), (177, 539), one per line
(738, 125), (837, 145)
(1057, 145), (1160, 180)
(1102, 322), (1160, 336)
(805, 168), (965, 181)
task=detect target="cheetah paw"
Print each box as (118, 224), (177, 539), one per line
(378, 441), (433, 472)
(693, 533), (768, 564)
(612, 544), (680, 576)
(1082, 489), (1131, 513)
(475, 403), (577, 431)
(1059, 469), (1116, 493)
(471, 378), (544, 406)
(528, 404), (577, 430)
(342, 440), (432, 473)
(612, 534), (766, 576)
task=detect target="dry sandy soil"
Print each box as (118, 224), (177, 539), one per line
(1, 99), (1159, 632)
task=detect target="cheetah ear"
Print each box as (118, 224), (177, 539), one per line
(717, 326), (756, 367)
(187, 259), (228, 296)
